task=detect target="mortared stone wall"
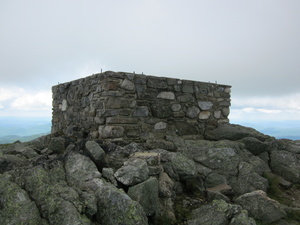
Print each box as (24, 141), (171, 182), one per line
(52, 71), (231, 147)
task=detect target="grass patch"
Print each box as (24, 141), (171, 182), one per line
(264, 172), (300, 223)
(174, 195), (193, 224)
(173, 178), (206, 224)
(285, 210), (300, 223)
(263, 172), (290, 205)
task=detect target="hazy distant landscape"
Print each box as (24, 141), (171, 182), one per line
(232, 120), (300, 140)
(0, 117), (299, 144)
(0, 117), (51, 144)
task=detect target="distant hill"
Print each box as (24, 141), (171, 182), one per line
(0, 117), (51, 143)
(0, 133), (50, 144)
(231, 120), (300, 141)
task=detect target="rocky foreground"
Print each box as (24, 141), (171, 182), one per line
(0, 124), (300, 225)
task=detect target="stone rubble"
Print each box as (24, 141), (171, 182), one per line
(1, 123), (300, 224)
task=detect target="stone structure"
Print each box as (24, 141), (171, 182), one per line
(52, 71), (231, 144)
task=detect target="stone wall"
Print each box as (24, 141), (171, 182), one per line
(52, 71), (231, 145)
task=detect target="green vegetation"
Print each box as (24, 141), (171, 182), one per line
(263, 172), (300, 223)
(263, 172), (287, 204)
(173, 179), (205, 224)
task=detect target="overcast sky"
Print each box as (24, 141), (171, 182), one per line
(0, 0), (299, 123)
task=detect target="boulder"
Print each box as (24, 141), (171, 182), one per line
(102, 167), (117, 186)
(64, 152), (101, 189)
(229, 210), (257, 225)
(270, 150), (300, 183)
(48, 136), (65, 154)
(0, 175), (43, 225)
(185, 139), (271, 196)
(170, 153), (196, 180)
(235, 190), (286, 224)
(229, 161), (269, 195)
(240, 136), (269, 155)
(23, 165), (90, 225)
(80, 191), (98, 218)
(85, 140), (106, 168)
(158, 172), (175, 198)
(114, 158), (149, 186)
(205, 124), (270, 142)
(3, 142), (38, 158)
(205, 172), (228, 188)
(193, 147), (240, 176)
(106, 142), (144, 169)
(187, 199), (256, 225)
(128, 177), (159, 216)
(96, 181), (148, 225)
(27, 134), (51, 152)
(0, 154), (28, 173)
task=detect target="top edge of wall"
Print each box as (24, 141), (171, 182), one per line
(52, 71), (231, 88)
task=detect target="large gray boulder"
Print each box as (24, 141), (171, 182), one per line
(65, 152), (101, 189)
(2, 142), (38, 158)
(24, 165), (90, 225)
(27, 134), (51, 152)
(156, 172), (177, 224)
(114, 158), (149, 186)
(128, 177), (159, 216)
(184, 139), (270, 195)
(193, 146), (241, 176)
(205, 172), (228, 188)
(270, 150), (300, 183)
(0, 175), (44, 225)
(187, 199), (256, 225)
(239, 137), (269, 155)
(229, 161), (269, 195)
(170, 152), (196, 180)
(235, 190), (286, 224)
(0, 154), (28, 173)
(96, 180), (148, 225)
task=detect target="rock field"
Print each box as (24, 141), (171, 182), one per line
(1, 123), (300, 224)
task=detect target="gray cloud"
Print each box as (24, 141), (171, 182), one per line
(1, 0), (300, 96)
